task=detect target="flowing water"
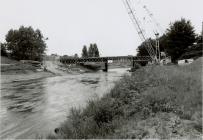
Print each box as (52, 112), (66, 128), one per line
(0, 68), (128, 139)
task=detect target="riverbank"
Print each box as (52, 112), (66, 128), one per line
(1, 56), (55, 83)
(48, 57), (202, 139)
(1, 67), (128, 139)
(1, 71), (54, 84)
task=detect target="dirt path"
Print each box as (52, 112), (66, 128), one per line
(43, 61), (67, 75)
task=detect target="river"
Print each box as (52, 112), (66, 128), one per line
(0, 68), (128, 139)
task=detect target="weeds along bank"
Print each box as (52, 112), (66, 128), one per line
(48, 58), (202, 139)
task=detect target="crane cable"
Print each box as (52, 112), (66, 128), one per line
(122, 0), (157, 61)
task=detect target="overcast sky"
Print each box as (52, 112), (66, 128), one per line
(0, 0), (202, 56)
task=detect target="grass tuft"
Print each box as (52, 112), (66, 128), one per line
(47, 57), (203, 139)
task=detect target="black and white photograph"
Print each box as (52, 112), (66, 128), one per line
(0, 0), (203, 139)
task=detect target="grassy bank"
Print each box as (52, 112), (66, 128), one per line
(49, 58), (202, 139)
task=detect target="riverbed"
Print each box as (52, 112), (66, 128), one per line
(0, 68), (128, 139)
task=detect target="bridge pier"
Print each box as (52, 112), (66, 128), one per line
(103, 60), (108, 72)
(132, 60), (135, 67)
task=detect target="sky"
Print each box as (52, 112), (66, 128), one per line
(0, 0), (202, 57)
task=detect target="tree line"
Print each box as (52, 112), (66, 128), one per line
(1, 18), (202, 63)
(0, 26), (100, 61)
(137, 18), (202, 63)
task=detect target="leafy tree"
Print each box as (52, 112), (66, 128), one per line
(136, 38), (156, 56)
(93, 43), (100, 57)
(74, 53), (79, 58)
(136, 19), (197, 63)
(0, 42), (8, 56)
(87, 43), (100, 57)
(137, 34), (170, 57)
(165, 18), (196, 62)
(136, 39), (157, 66)
(88, 44), (94, 57)
(5, 26), (47, 61)
(81, 45), (88, 58)
(196, 34), (203, 44)
(88, 44), (93, 57)
(159, 34), (168, 53)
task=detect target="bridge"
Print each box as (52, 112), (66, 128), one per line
(60, 56), (152, 72)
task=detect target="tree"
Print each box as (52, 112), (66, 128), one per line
(136, 38), (156, 56)
(196, 34), (203, 44)
(93, 43), (100, 57)
(74, 53), (79, 58)
(81, 45), (88, 58)
(159, 34), (168, 53)
(87, 43), (100, 57)
(165, 18), (196, 62)
(5, 26), (47, 61)
(136, 39), (157, 66)
(88, 44), (94, 57)
(0, 42), (8, 56)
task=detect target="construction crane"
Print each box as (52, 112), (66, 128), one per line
(143, 5), (164, 61)
(122, 0), (158, 62)
(143, 5), (164, 35)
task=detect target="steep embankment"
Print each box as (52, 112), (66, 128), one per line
(48, 58), (202, 139)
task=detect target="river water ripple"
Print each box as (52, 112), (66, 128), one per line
(0, 68), (128, 139)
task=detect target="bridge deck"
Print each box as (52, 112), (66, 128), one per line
(60, 56), (151, 64)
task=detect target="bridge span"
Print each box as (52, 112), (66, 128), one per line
(60, 56), (152, 72)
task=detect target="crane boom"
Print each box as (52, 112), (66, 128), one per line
(122, 0), (157, 61)
(143, 5), (165, 62)
(143, 5), (164, 35)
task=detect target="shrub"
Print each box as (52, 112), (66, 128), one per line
(49, 58), (202, 139)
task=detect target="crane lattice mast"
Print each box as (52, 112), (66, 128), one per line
(122, 0), (157, 62)
(143, 5), (164, 35)
(143, 5), (165, 62)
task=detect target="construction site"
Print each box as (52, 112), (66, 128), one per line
(0, 0), (202, 139)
